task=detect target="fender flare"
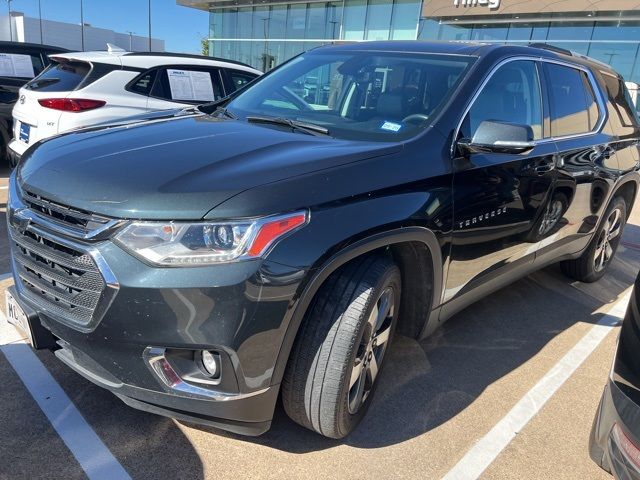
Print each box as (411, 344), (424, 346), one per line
(270, 226), (444, 386)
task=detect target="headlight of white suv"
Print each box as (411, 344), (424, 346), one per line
(114, 211), (308, 266)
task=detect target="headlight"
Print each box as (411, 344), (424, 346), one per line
(114, 211), (308, 266)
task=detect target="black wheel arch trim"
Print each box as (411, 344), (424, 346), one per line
(610, 173), (639, 218)
(270, 226), (444, 387)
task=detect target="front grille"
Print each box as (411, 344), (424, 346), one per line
(22, 190), (113, 235)
(10, 225), (108, 327)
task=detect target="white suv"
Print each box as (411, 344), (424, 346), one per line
(8, 47), (261, 163)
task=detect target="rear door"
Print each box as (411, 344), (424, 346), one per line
(533, 61), (613, 262)
(446, 59), (557, 303)
(146, 65), (225, 110)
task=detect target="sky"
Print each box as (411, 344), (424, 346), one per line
(5, 0), (209, 53)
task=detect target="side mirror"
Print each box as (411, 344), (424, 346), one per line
(458, 120), (536, 155)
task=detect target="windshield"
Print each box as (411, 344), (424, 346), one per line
(227, 50), (475, 142)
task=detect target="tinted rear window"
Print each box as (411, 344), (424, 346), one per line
(545, 63), (600, 137)
(25, 60), (91, 92)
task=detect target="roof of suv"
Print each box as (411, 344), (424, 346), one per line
(48, 50), (261, 74)
(315, 41), (620, 77)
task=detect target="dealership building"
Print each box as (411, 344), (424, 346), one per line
(179, 0), (640, 83)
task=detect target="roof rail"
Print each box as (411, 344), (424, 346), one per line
(123, 51), (254, 69)
(571, 51), (613, 70)
(529, 43), (573, 57)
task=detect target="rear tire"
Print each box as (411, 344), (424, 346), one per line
(561, 197), (627, 283)
(282, 255), (401, 439)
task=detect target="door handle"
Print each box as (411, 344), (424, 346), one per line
(534, 160), (555, 175)
(602, 146), (615, 160)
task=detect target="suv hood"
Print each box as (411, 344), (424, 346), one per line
(17, 113), (400, 220)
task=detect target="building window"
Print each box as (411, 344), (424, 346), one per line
(343, 0), (367, 40)
(391, 0), (421, 40)
(365, 0), (393, 41)
(545, 21), (594, 55)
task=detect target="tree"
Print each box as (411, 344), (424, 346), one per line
(201, 37), (209, 56)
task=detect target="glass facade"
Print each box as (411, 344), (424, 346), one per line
(209, 0), (421, 71)
(204, 0), (640, 84)
(418, 17), (640, 83)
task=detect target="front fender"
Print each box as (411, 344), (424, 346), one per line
(265, 189), (450, 386)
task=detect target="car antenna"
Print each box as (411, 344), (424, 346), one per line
(107, 43), (126, 54)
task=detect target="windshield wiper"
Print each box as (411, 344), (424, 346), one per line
(211, 106), (236, 119)
(246, 115), (330, 137)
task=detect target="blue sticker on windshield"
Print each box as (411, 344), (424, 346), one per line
(380, 121), (402, 132)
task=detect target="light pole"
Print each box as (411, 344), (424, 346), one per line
(79, 0), (84, 51)
(148, 0), (152, 52)
(126, 31), (135, 51)
(38, 0), (43, 44)
(6, 0), (13, 42)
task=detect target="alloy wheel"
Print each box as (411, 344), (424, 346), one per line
(347, 287), (395, 415)
(594, 207), (624, 272)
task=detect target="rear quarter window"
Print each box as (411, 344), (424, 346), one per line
(602, 73), (640, 136)
(128, 69), (158, 96)
(25, 60), (91, 92)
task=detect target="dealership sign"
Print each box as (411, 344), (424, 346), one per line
(453, 0), (501, 9)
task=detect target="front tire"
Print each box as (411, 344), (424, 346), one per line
(561, 197), (627, 283)
(282, 255), (401, 439)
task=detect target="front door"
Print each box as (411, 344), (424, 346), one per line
(445, 59), (557, 303)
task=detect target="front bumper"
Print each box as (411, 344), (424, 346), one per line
(7, 174), (309, 435)
(6, 140), (23, 167)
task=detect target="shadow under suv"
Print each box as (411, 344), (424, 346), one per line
(6, 41), (640, 439)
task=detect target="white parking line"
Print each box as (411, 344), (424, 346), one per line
(442, 290), (631, 480)
(0, 185), (8, 190)
(0, 310), (131, 480)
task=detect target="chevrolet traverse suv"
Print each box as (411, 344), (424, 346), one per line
(6, 42), (640, 439)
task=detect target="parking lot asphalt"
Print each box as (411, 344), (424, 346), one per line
(0, 164), (638, 480)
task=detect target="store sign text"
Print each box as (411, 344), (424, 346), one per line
(453, 0), (501, 10)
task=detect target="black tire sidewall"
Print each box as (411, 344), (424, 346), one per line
(335, 263), (401, 437)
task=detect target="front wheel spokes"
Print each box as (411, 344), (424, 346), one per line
(607, 209), (623, 240)
(348, 358), (367, 413)
(348, 286), (396, 414)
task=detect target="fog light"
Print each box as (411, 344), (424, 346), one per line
(200, 350), (219, 377)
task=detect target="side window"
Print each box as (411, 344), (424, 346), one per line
(462, 60), (543, 141)
(545, 63), (600, 137)
(152, 67), (224, 103)
(129, 69), (157, 96)
(0, 52), (43, 79)
(229, 70), (258, 92)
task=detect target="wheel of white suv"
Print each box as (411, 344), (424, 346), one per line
(282, 255), (401, 439)
(561, 196), (627, 283)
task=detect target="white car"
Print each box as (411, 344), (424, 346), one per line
(8, 46), (261, 163)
